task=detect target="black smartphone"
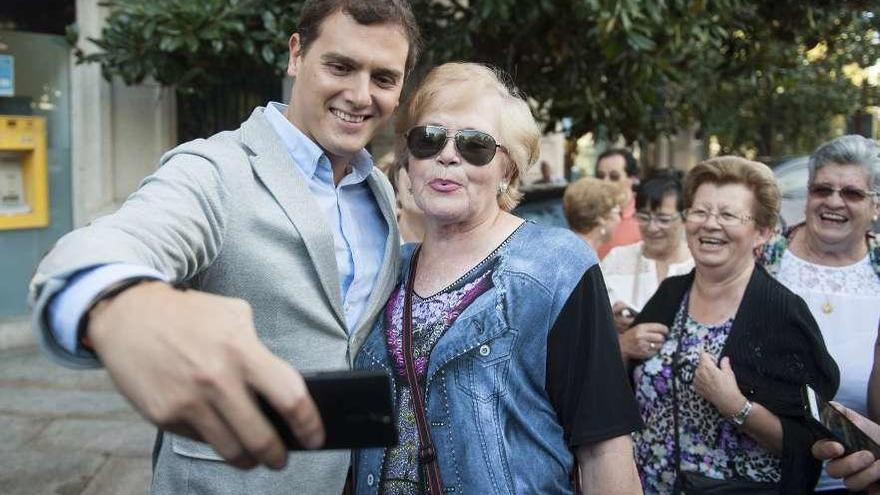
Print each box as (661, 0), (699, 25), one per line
(802, 384), (880, 457)
(257, 369), (397, 450)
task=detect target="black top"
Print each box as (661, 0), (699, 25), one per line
(547, 264), (644, 448)
(632, 263), (840, 494)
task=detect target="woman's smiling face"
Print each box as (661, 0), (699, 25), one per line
(685, 182), (769, 274)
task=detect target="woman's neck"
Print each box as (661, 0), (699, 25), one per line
(398, 210), (425, 243)
(792, 227), (867, 267)
(690, 260), (755, 324)
(415, 212), (521, 296)
(642, 241), (689, 264)
(577, 228), (606, 253)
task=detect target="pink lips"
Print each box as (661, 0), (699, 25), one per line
(429, 179), (461, 192)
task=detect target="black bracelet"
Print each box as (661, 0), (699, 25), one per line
(76, 276), (159, 348)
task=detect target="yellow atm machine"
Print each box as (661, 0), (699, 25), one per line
(0, 115), (48, 230)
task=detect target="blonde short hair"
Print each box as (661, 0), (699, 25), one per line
(563, 178), (626, 233)
(684, 156), (780, 230)
(394, 62), (541, 211)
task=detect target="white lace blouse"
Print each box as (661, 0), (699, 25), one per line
(600, 242), (694, 311)
(775, 250), (880, 492)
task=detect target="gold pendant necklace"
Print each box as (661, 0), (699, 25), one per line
(822, 299), (833, 314)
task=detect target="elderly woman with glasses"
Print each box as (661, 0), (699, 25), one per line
(760, 135), (880, 495)
(352, 63), (643, 494)
(602, 173), (694, 336)
(626, 156), (838, 494)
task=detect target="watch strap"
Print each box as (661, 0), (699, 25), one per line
(77, 276), (159, 349)
(731, 400), (753, 426)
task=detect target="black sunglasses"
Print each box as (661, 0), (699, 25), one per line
(808, 183), (876, 203)
(405, 125), (507, 166)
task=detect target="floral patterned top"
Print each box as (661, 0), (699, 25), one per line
(761, 223), (880, 279)
(632, 295), (781, 494)
(379, 258), (496, 495)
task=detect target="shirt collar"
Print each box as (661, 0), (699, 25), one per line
(264, 102), (374, 185)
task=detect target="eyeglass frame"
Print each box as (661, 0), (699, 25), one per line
(807, 183), (878, 203)
(635, 211), (682, 227)
(682, 207), (754, 226)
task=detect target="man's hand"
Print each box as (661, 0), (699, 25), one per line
(618, 322), (668, 361)
(611, 301), (636, 333)
(88, 281), (324, 470)
(812, 404), (880, 494)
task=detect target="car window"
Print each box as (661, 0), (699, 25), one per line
(774, 159), (809, 199)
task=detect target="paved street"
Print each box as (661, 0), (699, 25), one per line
(0, 332), (153, 495)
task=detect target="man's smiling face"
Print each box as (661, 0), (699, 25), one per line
(286, 10), (409, 167)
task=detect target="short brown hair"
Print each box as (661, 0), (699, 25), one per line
(563, 178), (626, 233)
(297, 0), (421, 75)
(684, 156), (780, 230)
(394, 62), (541, 211)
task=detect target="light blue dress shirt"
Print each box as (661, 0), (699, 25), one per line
(48, 102), (388, 352)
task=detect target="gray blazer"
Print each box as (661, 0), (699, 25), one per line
(29, 108), (401, 494)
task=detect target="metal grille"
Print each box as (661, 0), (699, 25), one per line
(176, 69), (282, 143)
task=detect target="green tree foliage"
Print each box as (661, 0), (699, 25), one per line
(72, 0), (880, 156)
(696, 4), (880, 156)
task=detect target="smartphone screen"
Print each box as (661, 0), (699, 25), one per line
(804, 385), (880, 457)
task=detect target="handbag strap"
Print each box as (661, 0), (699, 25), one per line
(402, 247), (444, 495)
(671, 302), (686, 493)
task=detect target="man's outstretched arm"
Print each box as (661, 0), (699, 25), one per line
(86, 281), (324, 469)
(30, 150), (324, 469)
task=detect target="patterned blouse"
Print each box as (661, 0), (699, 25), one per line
(632, 295), (781, 495)
(379, 258), (496, 495)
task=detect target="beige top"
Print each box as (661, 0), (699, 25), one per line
(601, 241), (694, 310)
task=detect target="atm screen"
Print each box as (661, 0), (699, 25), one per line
(0, 151), (29, 215)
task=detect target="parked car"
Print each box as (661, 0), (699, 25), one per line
(771, 156), (809, 229)
(513, 184), (569, 228)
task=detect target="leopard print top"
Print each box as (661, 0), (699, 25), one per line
(632, 295), (782, 494)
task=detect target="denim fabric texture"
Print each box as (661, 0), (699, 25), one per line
(353, 222), (596, 494)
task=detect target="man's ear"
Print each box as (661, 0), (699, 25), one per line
(287, 33), (302, 79)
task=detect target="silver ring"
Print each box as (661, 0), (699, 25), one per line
(649, 342), (656, 350)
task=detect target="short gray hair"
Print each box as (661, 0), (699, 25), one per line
(808, 135), (880, 190)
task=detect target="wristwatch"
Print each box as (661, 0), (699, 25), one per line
(730, 400), (753, 426)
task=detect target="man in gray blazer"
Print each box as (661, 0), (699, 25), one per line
(28, 1), (420, 493)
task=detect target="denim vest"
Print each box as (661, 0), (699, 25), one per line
(353, 223), (596, 494)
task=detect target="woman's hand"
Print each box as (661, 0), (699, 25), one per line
(618, 323), (668, 361)
(611, 301), (636, 333)
(693, 353), (747, 418)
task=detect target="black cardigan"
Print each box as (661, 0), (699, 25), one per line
(632, 264), (840, 495)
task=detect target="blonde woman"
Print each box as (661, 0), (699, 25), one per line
(563, 177), (626, 253)
(354, 63), (642, 494)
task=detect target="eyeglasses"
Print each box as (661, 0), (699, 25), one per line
(683, 208), (753, 226)
(807, 183), (876, 203)
(405, 125), (507, 166)
(635, 211), (681, 227)
(596, 170), (623, 182)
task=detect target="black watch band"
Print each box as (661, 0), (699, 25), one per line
(76, 276), (159, 348)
